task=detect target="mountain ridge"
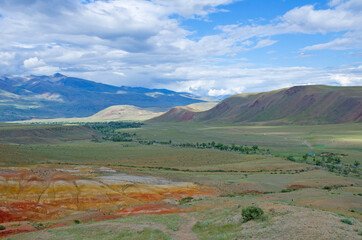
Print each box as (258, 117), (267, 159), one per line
(150, 85), (362, 124)
(0, 73), (206, 121)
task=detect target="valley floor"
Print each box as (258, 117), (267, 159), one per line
(0, 122), (361, 239)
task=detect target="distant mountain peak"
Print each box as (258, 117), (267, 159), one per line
(53, 73), (66, 78)
(0, 74), (207, 121)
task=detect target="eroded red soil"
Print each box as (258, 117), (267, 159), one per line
(115, 203), (193, 216)
(0, 166), (212, 234)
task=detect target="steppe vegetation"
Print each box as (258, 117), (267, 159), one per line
(0, 121), (361, 239)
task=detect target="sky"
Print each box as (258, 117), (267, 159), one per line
(0, 0), (361, 97)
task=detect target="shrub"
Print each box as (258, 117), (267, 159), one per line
(180, 197), (193, 204)
(74, 219), (81, 224)
(242, 206), (264, 222)
(341, 218), (353, 225)
(0, 225), (5, 230)
(32, 222), (44, 230)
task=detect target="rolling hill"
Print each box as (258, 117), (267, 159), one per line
(17, 105), (163, 123)
(16, 102), (218, 123)
(0, 73), (206, 121)
(150, 85), (362, 124)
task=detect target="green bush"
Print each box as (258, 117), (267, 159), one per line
(341, 218), (353, 225)
(180, 197), (193, 204)
(242, 206), (264, 222)
(74, 219), (81, 224)
(0, 225), (5, 230)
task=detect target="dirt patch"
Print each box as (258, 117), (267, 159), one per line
(289, 184), (309, 189)
(115, 203), (191, 217)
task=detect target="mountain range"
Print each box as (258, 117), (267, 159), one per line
(150, 85), (362, 124)
(0, 73), (206, 121)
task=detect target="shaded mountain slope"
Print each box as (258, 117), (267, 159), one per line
(0, 74), (205, 121)
(151, 85), (362, 124)
(149, 102), (218, 122)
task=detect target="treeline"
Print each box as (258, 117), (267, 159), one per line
(138, 140), (270, 155)
(86, 122), (360, 176)
(287, 153), (360, 176)
(86, 122), (269, 155)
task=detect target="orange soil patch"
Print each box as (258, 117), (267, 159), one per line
(0, 207), (26, 223)
(289, 184), (309, 189)
(0, 202), (67, 223)
(0, 226), (35, 238)
(115, 203), (191, 217)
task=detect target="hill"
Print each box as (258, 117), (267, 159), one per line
(16, 102), (218, 123)
(18, 105), (164, 123)
(150, 85), (362, 124)
(0, 74), (206, 121)
(149, 102), (218, 122)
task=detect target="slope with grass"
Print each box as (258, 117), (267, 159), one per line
(151, 85), (362, 124)
(0, 124), (100, 145)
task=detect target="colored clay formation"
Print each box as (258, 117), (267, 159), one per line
(0, 166), (211, 223)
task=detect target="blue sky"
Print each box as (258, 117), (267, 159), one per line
(0, 0), (361, 96)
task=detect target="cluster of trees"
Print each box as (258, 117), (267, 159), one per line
(287, 153), (360, 176)
(84, 121), (143, 132)
(138, 139), (270, 155)
(85, 121), (142, 142)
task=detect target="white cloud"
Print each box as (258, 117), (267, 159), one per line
(159, 64), (362, 96)
(113, 72), (126, 77)
(296, 53), (313, 58)
(23, 57), (46, 69)
(29, 66), (60, 75)
(303, 31), (362, 50)
(282, 5), (358, 33)
(329, 69), (362, 86)
(218, 0), (362, 51)
(154, 0), (236, 18)
(208, 87), (245, 97)
(254, 39), (277, 49)
(23, 57), (59, 75)
(0, 0), (361, 97)
(329, 0), (344, 7)
(0, 52), (15, 65)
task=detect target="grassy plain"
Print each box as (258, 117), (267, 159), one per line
(134, 122), (362, 164)
(0, 122), (361, 239)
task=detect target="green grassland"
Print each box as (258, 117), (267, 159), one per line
(0, 142), (288, 169)
(0, 122), (361, 239)
(133, 122), (362, 164)
(9, 192), (362, 240)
